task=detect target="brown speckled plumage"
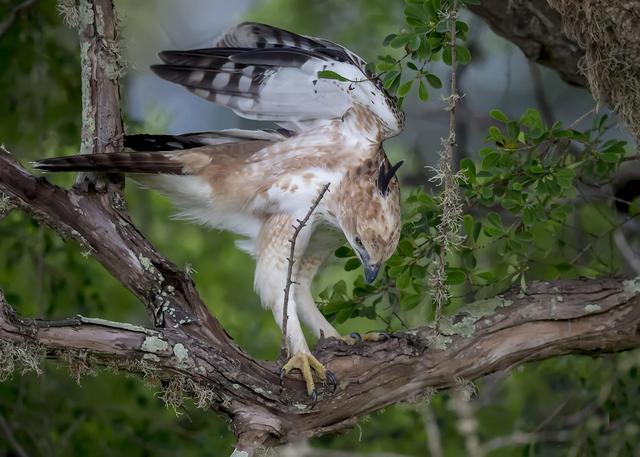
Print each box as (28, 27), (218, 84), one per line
(33, 22), (405, 391)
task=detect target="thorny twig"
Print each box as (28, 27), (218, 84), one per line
(281, 183), (331, 358)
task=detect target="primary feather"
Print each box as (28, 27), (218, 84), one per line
(151, 22), (404, 136)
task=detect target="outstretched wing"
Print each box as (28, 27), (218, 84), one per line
(151, 22), (404, 138)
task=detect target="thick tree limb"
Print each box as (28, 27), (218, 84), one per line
(0, 154), (638, 448)
(467, 0), (586, 87)
(2, 2), (640, 453)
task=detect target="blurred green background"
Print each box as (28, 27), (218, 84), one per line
(0, 1), (638, 456)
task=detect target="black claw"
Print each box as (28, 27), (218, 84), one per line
(279, 368), (286, 384)
(326, 370), (338, 391)
(377, 331), (390, 341)
(310, 389), (318, 403)
(350, 332), (362, 342)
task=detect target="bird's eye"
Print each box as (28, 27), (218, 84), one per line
(355, 236), (363, 247)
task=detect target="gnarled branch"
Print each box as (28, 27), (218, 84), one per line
(1, 2), (640, 455)
(467, 0), (586, 87)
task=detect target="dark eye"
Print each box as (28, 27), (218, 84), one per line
(355, 236), (363, 247)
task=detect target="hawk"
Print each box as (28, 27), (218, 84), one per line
(35, 22), (405, 397)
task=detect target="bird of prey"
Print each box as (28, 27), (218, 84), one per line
(35, 22), (405, 397)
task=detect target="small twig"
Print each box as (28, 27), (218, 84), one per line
(451, 387), (481, 457)
(0, 412), (30, 457)
(421, 404), (444, 457)
(568, 107), (596, 130)
(528, 62), (554, 126)
(479, 430), (573, 456)
(613, 229), (640, 274)
(0, 0), (38, 40)
(281, 183), (331, 357)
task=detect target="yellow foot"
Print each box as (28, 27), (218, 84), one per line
(280, 352), (337, 400)
(339, 331), (391, 345)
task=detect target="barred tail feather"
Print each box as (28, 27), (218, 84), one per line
(33, 152), (184, 174)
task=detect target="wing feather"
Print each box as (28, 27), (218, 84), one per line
(152, 22), (404, 138)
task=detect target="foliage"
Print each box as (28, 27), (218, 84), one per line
(321, 108), (629, 324)
(318, 0), (632, 327)
(0, 0), (638, 456)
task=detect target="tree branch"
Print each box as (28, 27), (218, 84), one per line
(467, 0), (586, 87)
(71, 0), (124, 188)
(2, 1), (640, 452)
(0, 202), (638, 446)
(0, 0), (39, 40)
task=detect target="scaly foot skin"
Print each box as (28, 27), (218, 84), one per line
(280, 352), (337, 401)
(339, 331), (390, 345)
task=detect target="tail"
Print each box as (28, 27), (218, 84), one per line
(32, 151), (185, 174)
(33, 129), (285, 174)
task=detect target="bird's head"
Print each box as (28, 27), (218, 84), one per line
(337, 157), (403, 283)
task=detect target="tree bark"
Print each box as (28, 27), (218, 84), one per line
(0, 201), (638, 446)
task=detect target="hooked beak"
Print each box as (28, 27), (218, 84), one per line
(363, 262), (380, 284)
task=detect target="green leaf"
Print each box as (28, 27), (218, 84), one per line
(376, 61), (396, 72)
(488, 126), (504, 143)
(418, 79), (429, 101)
(335, 307), (354, 324)
(487, 212), (503, 229)
(396, 269), (412, 289)
(442, 45), (452, 65)
(425, 73), (442, 88)
(390, 34), (413, 48)
(473, 270), (495, 282)
(404, 5), (427, 21)
(456, 45), (471, 64)
(382, 70), (401, 91)
(335, 246), (355, 258)
(446, 268), (466, 285)
(398, 239), (415, 256)
(400, 293), (422, 310)
(344, 258), (361, 271)
(382, 34), (397, 46)
(397, 79), (414, 97)
(463, 214), (475, 239)
(482, 151), (500, 169)
(317, 70), (349, 82)
(489, 109), (509, 123)
(408, 35), (421, 51)
(460, 158), (476, 179)
(383, 70), (401, 90)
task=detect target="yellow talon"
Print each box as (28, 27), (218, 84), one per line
(281, 352), (336, 397)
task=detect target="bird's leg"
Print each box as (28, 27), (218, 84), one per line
(254, 214), (336, 399)
(294, 258), (388, 348)
(273, 300), (336, 398)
